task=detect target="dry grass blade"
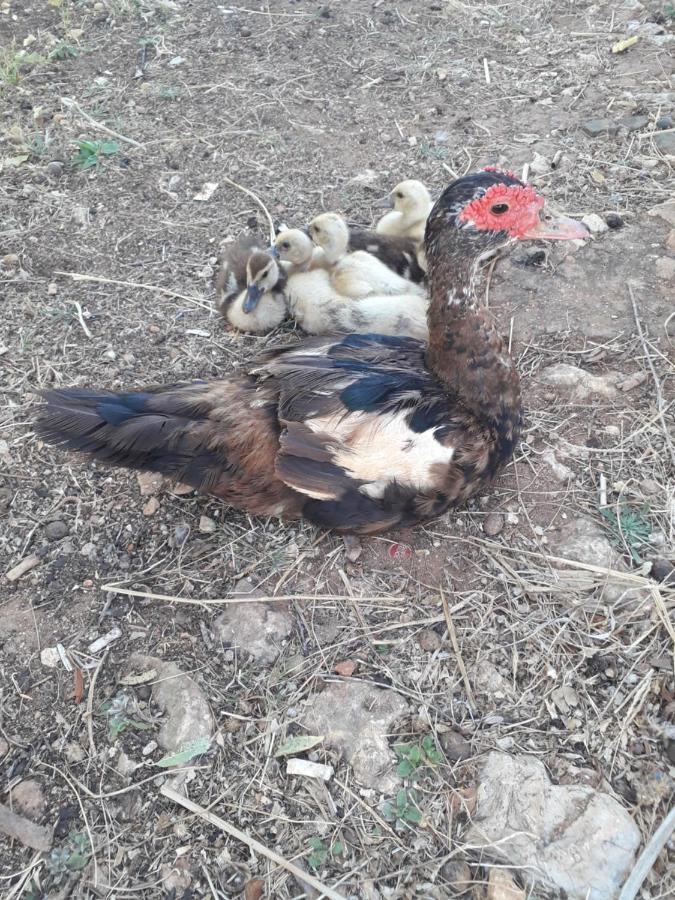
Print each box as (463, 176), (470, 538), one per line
(160, 785), (348, 900)
(618, 807), (675, 900)
(54, 272), (212, 311)
(221, 175), (276, 244)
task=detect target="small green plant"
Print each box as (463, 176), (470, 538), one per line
(0, 44), (43, 86)
(45, 832), (91, 881)
(101, 693), (153, 739)
(393, 735), (443, 778)
(382, 788), (422, 826)
(665, 4), (674, 20)
(74, 139), (120, 170)
(158, 84), (179, 100)
(307, 836), (344, 869)
(49, 41), (79, 61)
(600, 504), (651, 563)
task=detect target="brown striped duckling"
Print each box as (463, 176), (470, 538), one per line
(215, 236), (287, 333)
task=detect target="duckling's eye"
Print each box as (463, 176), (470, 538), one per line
(395, 191), (404, 199)
(281, 241), (290, 250)
(491, 203), (509, 215)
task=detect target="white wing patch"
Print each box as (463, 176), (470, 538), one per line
(306, 408), (454, 494)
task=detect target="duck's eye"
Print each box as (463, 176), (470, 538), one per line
(281, 241), (290, 250)
(395, 192), (404, 199)
(490, 203), (509, 215)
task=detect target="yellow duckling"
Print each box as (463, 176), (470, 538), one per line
(375, 179), (433, 245)
(308, 213), (426, 299)
(272, 229), (428, 339)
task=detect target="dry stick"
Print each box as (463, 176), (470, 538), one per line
(618, 806), (675, 900)
(440, 588), (477, 712)
(160, 785), (348, 900)
(628, 283), (675, 467)
(67, 300), (93, 339)
(85, 649), (109, 764)
(221, 174), (275, 245)
(61, 97), (144, 149)
(100, 582), (398, 606)
(54, 271), (212, 312)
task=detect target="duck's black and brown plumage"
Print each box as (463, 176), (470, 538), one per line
(348, 230), (426, 284)
(36, 171), (585, 536)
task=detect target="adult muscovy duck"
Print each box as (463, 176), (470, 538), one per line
(36, 170), (586, 536)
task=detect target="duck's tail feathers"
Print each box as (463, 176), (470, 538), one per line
(34, 384), (225, 489)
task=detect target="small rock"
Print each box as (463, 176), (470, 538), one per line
(301, 681), (408, 792)
(240, 25), (252, 36)
(11, 780), (46, 821)
(473, 660), (513, 699)
(467, 752), (640, 899)
(542, 448), (575, 482)
(640, 478), (661, 495)
(582, 213), (609, 234)
(487, 869), (525, 900)
(434, 130), (449, 144)
(604, 212), (623, 229)
(483, 512), (504, 536)
(44, 520), (68, 541)
(142, 497), (160, 516)
(47, 282), (58, 295)
(417, 628), (441, 652)
(333, 659), (358, 676)
(655, 257), (675, 281)
(654, 131), (675, 156)
(102, 348), (116, 361)
(173, 524), (189, 547)
(286, 758), (333, 781)
(538, 363), (620, 400)
(495, 736), (515, 750)
(125, 653), (214, 752)
(529, 151), (549, 176)
(439, 729), (473, 761)
(1, 253), (20, 271)
(213, 578), (292, 665)
(40, 647), (61, 668)
(441, 859), (472, 892)
(650, 558), (674, 584)
(116, 750), (141, 777)
(64, 741), (85, 763)
(656, 115), (673, 130)
(198, 515), (216, 534)
(136, 471), (163, 496)
(581, 118), (618, 138)
(620, 114), (649, 132)
(46, 160), (63, 179)
(142, 740), (158, 756)
(648, 200), (675, 226)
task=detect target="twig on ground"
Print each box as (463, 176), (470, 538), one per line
(61, 97), (144, 149)
(160, 785), (348, 900)
(55, 272), (212, 312)
(67, 300), (93, 339)
(628, 283), (675, 467)
(441, 587), (476, 711)
(221, 175), (275, 245)
(618, 806), (675, 900)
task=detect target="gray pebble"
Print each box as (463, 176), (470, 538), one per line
(44, 520), (69, 541)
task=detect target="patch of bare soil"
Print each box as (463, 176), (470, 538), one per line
(1, 1), (673, 898)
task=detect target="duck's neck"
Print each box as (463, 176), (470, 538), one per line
(424, 245), (521, 450)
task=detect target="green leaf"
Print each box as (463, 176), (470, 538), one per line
(100, 141), (119, 155)
(426, 748), (443, 765)
(381, 802), (395, 822)
(403, 805), (422, 824)
(275, 735), (324, 757)
(156, 735), (210, 768)
(396, 789), (408, 812)
(408, 745), (423, 765)
(393, 742), (410, 759)
(308, 837), (325, 851)
(331, 841), (344, 856)
(308, 849), (327, 869)
(397, 759), (414, 778)
(66, 851), (88, 871)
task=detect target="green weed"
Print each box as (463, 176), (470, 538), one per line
(307, 836), (344, 869)
(393, 735), (443, 778)
(49, 41), (79, 62)
(382, 788), (422, 826)
(600, 504), (651, 563)
(73, 139), (120, 170)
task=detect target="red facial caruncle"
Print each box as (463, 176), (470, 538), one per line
(458, 182), (545, 239)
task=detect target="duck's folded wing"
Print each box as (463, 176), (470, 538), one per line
(253, 333), (458, 507)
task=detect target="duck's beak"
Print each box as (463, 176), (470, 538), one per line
(521, 214), (588, 241)
(373, 195), (394, 210)
(268, 244), (280, 258)
(243, 283), (263, 313)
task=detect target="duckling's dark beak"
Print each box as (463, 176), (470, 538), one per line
(243, 283), (263, 313)
(268, 244), (280, 258)
(373, 195), (394, 210)
(521, 214), (588, 241)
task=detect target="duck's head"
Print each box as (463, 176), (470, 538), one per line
(376, 179), (432, 218)
(271, 229), (314, 267)
(243, 252), (280, 312)
(425, 168), (587, 280)
(307, 213), (349, 258)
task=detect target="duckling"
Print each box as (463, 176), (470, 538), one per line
(37, 170), (587, 539)
(375, 179), (433, 244)
(272, 228), (428, 339)
(215, 240), (287, 334)
(308, 213), (426, 299)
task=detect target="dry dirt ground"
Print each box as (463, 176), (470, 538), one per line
(1, 0), (674, 898)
